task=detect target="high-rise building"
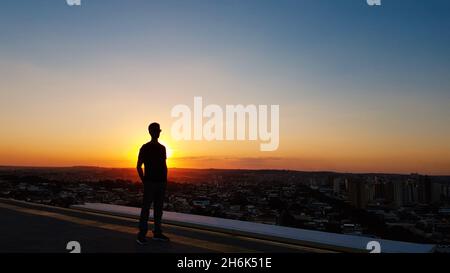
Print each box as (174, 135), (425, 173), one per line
(333, 178), (342, 195)
(431, 182), (442, 204)
(390, 181), (405, 208)
(348, 178), (368, 209)
(404, 180), (419, 205)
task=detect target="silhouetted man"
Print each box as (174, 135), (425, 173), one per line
(136, 122), (169, 245)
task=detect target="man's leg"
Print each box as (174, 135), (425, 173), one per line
(152, 182), (166, 235)
(138, 183), (153, 239)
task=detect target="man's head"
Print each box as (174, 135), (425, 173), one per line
(148, 122), (161, 140)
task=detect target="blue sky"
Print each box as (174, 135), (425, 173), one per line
(2, 0), (449, 99)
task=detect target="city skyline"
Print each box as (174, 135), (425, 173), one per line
(1, 0), (450, 175)
(1, 166), (449, 245)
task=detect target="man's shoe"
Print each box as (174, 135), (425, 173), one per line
(136, 237), (149, 245)
(152, 233), (170, 242)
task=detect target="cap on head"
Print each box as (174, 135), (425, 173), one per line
(148, 122), (161, 139)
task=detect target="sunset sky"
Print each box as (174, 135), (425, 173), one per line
(1, 0), (450, 175)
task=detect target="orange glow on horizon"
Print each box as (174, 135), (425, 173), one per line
(1, 127), (449, 175)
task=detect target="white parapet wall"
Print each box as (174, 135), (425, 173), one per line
(71, 203), (436, 253)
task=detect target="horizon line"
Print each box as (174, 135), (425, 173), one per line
(0, 164), (448, 177)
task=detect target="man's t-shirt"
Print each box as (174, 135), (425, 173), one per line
(138, 142), (167, 183)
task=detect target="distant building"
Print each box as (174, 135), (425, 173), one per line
(431, 182), (442, 204)
(404, 180), (419, 205)
(333, 178), (342, 195)
(391, 181), (405, 208)
(348, 178), (368, 209)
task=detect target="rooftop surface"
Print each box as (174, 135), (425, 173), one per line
(72, 203), (436, 253)
(0, 198), (327, 253)
(0, 198), (436, 253)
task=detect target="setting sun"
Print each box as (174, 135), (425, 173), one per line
(159, 140), (175, 168)
(160, 141), (174, 159)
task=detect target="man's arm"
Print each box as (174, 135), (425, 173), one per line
(137, 148), (145, 183)
(163, 146), (168, 181)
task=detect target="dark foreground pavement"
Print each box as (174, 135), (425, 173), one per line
(0, 199), (327, 253)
